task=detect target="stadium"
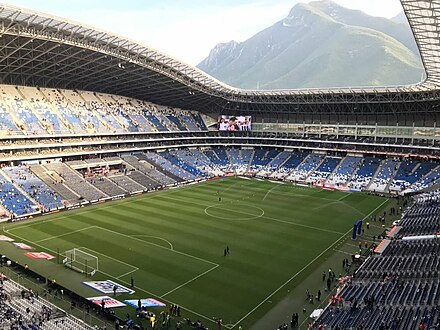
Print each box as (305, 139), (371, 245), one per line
(0, 0), (438, 329)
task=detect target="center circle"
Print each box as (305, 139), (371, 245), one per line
(204, 204), (264, 220)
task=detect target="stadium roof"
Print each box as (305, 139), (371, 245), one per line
(0, 1), (439, 114)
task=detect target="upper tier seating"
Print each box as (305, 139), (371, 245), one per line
(0, 85), (207, 136)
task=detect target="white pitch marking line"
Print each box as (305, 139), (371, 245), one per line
(76, 245), (139, 273)
(262, 185), (279, 201)
(231, 198), (389, 328)
(34, 226), (96, 243)
(337, 193), (351, 201)
(160, 264), (219, 298)
(204, 204), (265, 221)
(130, 235), (174, 250)
(261, 215), (345, 235)
(264, 189), (339, 202)
(333, 249), (353, 256)
(4, 227), (219, 327)
(164, 195), (344, 235)
(116, 268), (139, 280)
(93, 225), (219, 267)
(3, 183), (205, 233)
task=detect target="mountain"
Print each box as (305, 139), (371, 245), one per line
(392, 11), (410, 25)
(197, 1), (424, 90)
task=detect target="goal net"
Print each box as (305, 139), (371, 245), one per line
(62, 248), (98, 277)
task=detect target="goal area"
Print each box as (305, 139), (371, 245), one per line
(62, 248), (98, 277)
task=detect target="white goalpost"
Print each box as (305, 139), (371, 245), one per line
(62, 248), (98, 277)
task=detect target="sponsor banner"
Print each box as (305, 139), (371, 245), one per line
(24, 252), (55, 260)
(83, 280), (135, 295)
(0, 235), (14, 242)
(87, 296), (126, 308)
(13, 242), (34, 250)
(124, 298), (166, 308)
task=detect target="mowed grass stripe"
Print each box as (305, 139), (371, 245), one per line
(164, 225), (340, 320)
(32, 225), (216, 296)
(2, 178), (389, 327)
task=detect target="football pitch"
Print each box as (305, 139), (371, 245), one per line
(1, 177), (389, 328)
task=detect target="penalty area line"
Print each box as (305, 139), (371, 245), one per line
(232, 198), (389, 328)
(160, 264), (219, 298)
(34, 226), (96, 243)
(4, 228), (218, 327)
(116, 268), (139, 280)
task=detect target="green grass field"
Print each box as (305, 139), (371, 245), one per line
(0, 177), (389, 329)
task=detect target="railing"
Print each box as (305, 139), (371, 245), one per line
(0, 264), (113, 329)
(253, 122), (440, 140)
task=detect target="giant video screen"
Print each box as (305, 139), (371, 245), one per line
(218, 115), (252, 131)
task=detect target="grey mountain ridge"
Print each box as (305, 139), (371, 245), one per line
(197, 0), (424, 90)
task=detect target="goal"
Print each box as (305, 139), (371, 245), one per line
(62, 248), (98, 277)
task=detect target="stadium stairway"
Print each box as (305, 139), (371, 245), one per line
(0, 168), (36, 204)
(256, 150), (291, 177)
(0, 169), (39, 215)
(1, 101), (26, 135)
(132, 153), (182, 183)
(108, 174), (145, 193)
(245, 148), (255, 173)
(140, 153), (185, 182)
(87, 176), (127, 196)
(24, 87), (66, 134)
(385, 161), (402, 192)
(225, 148), (237, 172)
(38, 88), (75, 134)
(346, 157), (365, 185)
(126, 169), (160, 190)
(15, 87), (50, 134)
(30, 165), (80, 204)
(156, 112), (177, 131)
(324, 156), (345, 184)
(93, 93), (129, 130)
(281, 152), (308, 180)
(405, 164), (440, 193)
(303, 154), (327, 182)
(58, 90), (93, 134)
(365, 159), (386, 191)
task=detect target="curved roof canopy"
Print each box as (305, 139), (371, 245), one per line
(0, 0), (439, 113)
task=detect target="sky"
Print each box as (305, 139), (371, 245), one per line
(5, 0), (404, 66)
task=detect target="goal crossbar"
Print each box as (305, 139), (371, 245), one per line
(62, 248), (98, 276)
